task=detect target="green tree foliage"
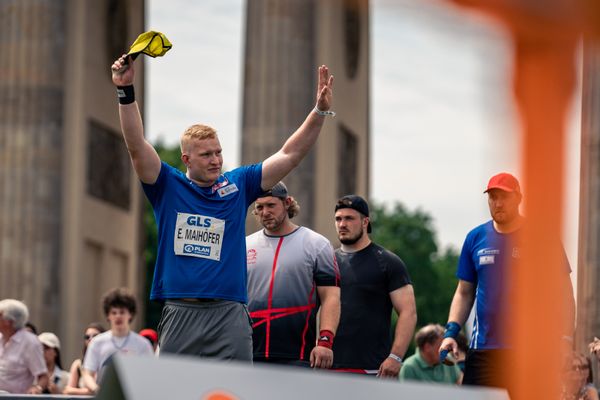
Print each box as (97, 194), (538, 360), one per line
(143, 140), (185, 329)
(370, 202), (459, 355)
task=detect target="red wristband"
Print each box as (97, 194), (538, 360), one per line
(318, 330), (334, 349)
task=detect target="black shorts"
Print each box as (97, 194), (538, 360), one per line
(463, 349), (512, 389)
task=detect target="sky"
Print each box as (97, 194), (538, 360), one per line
(145, 0), (581, 271)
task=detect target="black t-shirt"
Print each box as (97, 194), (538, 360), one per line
(332, 242), (412, 370)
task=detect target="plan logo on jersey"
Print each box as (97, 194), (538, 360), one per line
(174, 212), (225, 261)
(477, 247), (499, 265)
(183, 244), (211, 257)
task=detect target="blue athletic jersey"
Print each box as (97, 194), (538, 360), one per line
(142, 161), (263, 302)
(458, 220), (571, 350)
(457, 220), (515, 350)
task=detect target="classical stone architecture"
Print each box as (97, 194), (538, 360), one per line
(241, 0), (370, 241)
(0, 0), (145, 363)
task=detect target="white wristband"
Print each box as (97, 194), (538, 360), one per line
(388, 353), (402, 363)
(313, 106), (336, 117)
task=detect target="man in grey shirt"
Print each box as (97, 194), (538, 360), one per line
(246, 182), (340, 368)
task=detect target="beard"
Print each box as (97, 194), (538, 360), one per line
(261, 214), (286, 232)
(339, 229), (363, 245)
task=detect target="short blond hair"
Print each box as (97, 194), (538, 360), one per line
(180, 124), (218, 153)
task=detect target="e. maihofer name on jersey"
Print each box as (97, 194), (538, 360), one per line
(178, 227), (221, 244)
(174, 212), (226, 261)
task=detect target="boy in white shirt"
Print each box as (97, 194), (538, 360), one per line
(82, 288), (153, 394)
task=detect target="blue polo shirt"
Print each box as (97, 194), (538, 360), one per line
(143, 161), (263, 303)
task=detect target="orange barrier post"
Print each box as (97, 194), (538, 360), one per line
(442, 1), (587, 398)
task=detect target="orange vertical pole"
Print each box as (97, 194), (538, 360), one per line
(510, 31), (577, 400)
(442, 2), (581, 398)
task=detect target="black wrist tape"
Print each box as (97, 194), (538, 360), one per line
(117, 85), (135, 105)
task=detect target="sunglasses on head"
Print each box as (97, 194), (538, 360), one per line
(337, 198), (353, 207)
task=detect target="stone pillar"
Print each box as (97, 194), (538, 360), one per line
(577, 40), (600, 378)
(242, 0), (370, 241)
(0, 0), (146, 364)
(0, 0), (66, 332)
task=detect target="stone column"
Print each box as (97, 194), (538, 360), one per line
(577, 40), (600, 380)
(242, 0), (370, 241)
(0, 0), (66, 330)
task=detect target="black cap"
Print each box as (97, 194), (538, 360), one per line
(258, 181), (288, 199)
(335, 195), (372, 233)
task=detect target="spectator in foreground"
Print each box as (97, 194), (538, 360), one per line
(0, 299), (48, 394)
(82, 288), (153, 395)
(63, 322), (105, 395)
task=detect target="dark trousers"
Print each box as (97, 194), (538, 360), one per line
(463, 349), (512, 390)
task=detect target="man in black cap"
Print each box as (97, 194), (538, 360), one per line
(246, 182), (340, 369)
(331, 195), (417, 378)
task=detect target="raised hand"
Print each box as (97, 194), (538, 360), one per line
(111, 54), (135, 87)
(315, 65), (334, 111)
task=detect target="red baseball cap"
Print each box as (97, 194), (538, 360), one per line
(484, 172), (521, 194)
(139, 328), (158, 344)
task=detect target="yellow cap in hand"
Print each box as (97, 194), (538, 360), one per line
(127, 31), (172, 59)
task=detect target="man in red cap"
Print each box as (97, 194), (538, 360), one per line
(438, 172), (575, 389)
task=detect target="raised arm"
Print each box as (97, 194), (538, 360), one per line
(261, 65), (334, 190)
(111, 54), (162, 184)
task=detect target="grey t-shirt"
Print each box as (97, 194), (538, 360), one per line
(246, 226), (339, 361)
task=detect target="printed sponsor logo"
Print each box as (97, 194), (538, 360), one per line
(477, 247), (500, 256)
(218, 183), (238, 197)
(186, 215), (212, 227)
(479, 255), (495, 265)
(211, 176), (229, 193)
(246, 249), (257, 265)
(183, 244), (211, 257)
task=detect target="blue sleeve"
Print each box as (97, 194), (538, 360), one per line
(141, 162), (170, 206)
(456, 232), (477, 283)
(237, 162), (263, 206)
